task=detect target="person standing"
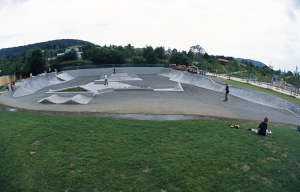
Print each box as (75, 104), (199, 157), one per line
(224, 84), (229, 102)
(10, 82), (14, 92)
(7, 83), (11, 92)
(104, 74), (108, 86)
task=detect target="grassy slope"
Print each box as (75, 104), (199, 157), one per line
(0, 86), (7, 92)
(0, 111), (299, 192)
(217, 78), (300, 106)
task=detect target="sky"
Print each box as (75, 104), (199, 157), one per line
(0, 0), (299, 71)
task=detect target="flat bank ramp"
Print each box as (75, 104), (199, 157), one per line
(39, 94), (92, 105)
(13, 72), (74, 97)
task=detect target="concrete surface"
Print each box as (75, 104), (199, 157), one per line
(0, 67), (299, 125)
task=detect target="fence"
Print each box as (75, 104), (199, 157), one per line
(61, 64), (169, 71)
(207, 72), (300, 99)
(0, 75), (16, 86)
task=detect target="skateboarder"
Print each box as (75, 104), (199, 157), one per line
(224, 84), (229, 102)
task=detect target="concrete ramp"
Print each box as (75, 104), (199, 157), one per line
(13, 73), (63, 97)
(154, 82), (184, 92)
(56, 72), (74, 81)
(13, 72), (74, 97)
(162, 70), (300, 117)
(38, 94), (92, 105)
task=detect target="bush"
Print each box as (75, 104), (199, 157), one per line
(56, 60), (93, 69)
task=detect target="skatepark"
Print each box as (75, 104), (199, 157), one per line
(0, 67), (299, 125)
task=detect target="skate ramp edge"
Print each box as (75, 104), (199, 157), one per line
(38, 94), (92, 105)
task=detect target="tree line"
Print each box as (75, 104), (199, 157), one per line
(0, 43), (298, 87)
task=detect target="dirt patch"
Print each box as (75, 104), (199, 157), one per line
(242, 164), (250, 172)
(32, 141), (40, 145)
(168, 126), (177, 131)
(218, 167), (230, 174)
(290, 171), (299, 182)
(264, 143), (280, 154)
(281, 153), (288, 158)
(120, 174), (127, 180)
(258, 159), (267, 164)
(262, 177), (272, 185)
(266, 157), (280, 161)
(250, 175), (258, 181)
(142, 167), (152, 173)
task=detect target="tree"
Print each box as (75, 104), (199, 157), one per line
(286, 71), (293, 77)
(57, 50), (77, 62)
(0, 57), (10, 75)
(169, 52), (191, 65)
(132, 56), (146, 64)
(190, 45), (206, 56)
(143, 46), (158, 64)
(154, 47), (166, 60)
(27, 48), (46, 75)
(8, 55), (24, 76)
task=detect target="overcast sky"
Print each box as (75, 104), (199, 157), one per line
(0, 0), (299, 71)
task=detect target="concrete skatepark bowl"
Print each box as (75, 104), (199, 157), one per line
(0, 67), (299, 125)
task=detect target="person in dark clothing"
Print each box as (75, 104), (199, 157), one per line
(224, 84), (229, 102)
(249, 117), (270, 136)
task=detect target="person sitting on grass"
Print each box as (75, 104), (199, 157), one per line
(249, 117), (272, 136)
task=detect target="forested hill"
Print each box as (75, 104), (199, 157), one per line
(0, 39), (92, 58)
(235, 58), (266, 67)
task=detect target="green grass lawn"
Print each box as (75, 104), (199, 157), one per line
(217, 78), (300, 106)
(0, 110), (299, 192)
(58, 87), (88, 92)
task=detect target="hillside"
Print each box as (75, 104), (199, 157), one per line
(235, 58), (266, 67)
(0, 39), (92, 58)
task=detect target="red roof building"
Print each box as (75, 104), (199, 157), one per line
(218, 58), (229, 63)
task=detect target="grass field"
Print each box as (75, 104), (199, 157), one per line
(0, 110), (299, 192)
(217, 78), (300, 106)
